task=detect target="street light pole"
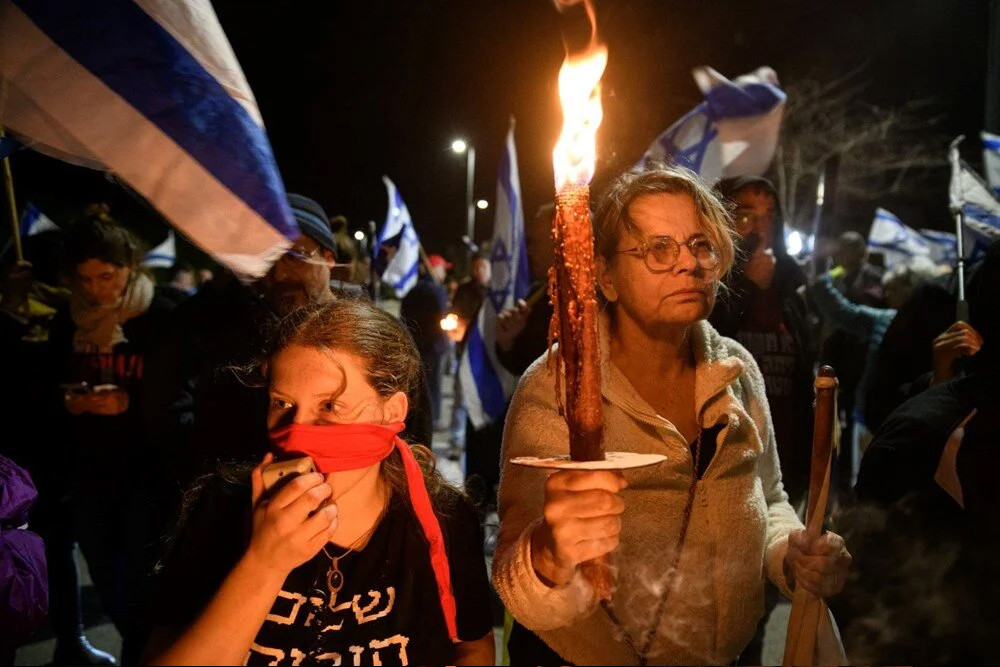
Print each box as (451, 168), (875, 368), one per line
(452, 138), (477, 263)
(465, 145), (476, 251)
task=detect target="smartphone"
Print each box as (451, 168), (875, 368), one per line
(261, 457), (318, 497)
(91, 383), (121, 393)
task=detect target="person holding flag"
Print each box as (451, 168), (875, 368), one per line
(864, 146), (1000, 432)
(375, 177), (421, 298)
(456, 120), (531, 515)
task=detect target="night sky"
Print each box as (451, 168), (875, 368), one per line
(5, 0), (991, 269)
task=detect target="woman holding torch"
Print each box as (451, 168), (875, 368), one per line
(493, 166), (851, 665)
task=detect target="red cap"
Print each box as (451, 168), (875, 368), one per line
(427, 254), (453, 269)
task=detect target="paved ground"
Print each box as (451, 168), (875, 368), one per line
(15, 361), (789, 665)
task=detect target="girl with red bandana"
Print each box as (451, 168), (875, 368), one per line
(144, 299), (494, 666)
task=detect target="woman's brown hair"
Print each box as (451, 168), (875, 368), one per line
(269, 299), (451, 506)
(59, 203), (145, 274)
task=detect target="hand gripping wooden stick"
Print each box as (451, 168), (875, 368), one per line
(783, 365), (838, 666)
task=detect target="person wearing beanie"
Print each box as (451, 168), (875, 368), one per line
(143, 194), (434, 511)
(261, 194), (339, 316)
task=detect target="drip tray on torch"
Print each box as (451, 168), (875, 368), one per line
(511, 451), (666, 470)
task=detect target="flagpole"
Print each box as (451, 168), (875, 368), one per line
(1, 147), (22, 263)
(0, 77), (23, 262)
(950, 136), (969, 322)
(809, 167), (826, 281)
(417, 243), (440, 284)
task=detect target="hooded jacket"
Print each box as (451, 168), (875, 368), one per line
(492, 313), (802, 666)
(709, 176), (815, 502)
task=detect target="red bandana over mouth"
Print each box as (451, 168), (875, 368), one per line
(269, 421), (459, 642)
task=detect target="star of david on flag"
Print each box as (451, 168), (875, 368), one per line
(639, 66), (786, 185)
(458, 118), (530, 429)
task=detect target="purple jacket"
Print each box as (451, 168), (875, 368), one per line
(0, 455), (48, 651)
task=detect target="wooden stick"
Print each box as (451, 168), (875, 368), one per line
(783, 366), (838, 666)
(417, 243), (442, 284)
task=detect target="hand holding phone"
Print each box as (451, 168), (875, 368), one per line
(248, 454), (338, 574)
(262, 457), (318, 496)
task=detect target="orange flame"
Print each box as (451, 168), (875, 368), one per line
(552, 4), (606, 193)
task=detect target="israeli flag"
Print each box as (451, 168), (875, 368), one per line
(377, 176), (420, 297)
(867, 208), (931, 270)
(19, 203), (58, 237)
(919, 229), (958, 266)
(458, 121), (531, 430)
(639, 66), (786, 184)
(950, 157), (1000, 261)
(0, 0), (297, 278)
(143, 230), (176, 268)
(982, 131), (1000, 197)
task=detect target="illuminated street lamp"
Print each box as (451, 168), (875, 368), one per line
(476, 199), (489, 210)
(451, 138), (476, 253)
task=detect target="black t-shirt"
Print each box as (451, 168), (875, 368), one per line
(154, 475), (492, 666)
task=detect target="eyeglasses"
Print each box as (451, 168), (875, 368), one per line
(280, 244), (324, 265)
(616, 235), (720, 273)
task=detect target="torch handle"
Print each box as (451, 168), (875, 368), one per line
(805, 366), (838, 536)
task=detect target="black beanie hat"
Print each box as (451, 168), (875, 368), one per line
(287, 193), (336, 254)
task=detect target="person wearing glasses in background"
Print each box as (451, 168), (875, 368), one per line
(144, 194), (434, 499)
(494, 167), (849, 666)
(707, 176), (818, 666)
(708, 176), (816, 511)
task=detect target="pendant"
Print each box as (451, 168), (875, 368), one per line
(327, 558), (344, 611)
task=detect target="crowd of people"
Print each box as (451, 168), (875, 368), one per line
(1, 165), (995, 665)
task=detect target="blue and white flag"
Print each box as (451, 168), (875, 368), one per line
(19, 203), (58, 237)
(867, 208), (932, 270)
(0, 0), (297, 278)
(919, 229), (958, 266)
(639, 66), (786, 184)
(377, 176), (420, 297)
(143, 230), (176, 268)
(950, 157), (1000, 261)
(981, 131), (1000, 197)
(459, 121), (530, 430)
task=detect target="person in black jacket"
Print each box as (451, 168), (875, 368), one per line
(710, 176), (815, 506)
(709, 177), (816, 667)
(51, 205), (177, 663)
(399, 255), (451, 428)
(863, 266), (976, 433)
